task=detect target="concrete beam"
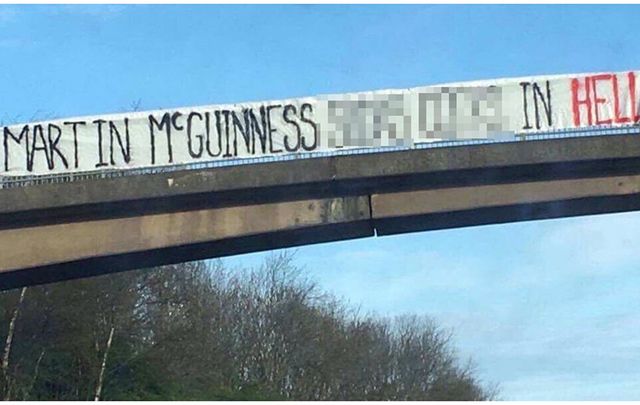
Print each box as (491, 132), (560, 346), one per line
(5, 173), (640, 290)
(372, 174), (640, 235)
(4, 134), (640, 229)
(0, 195), (372, 289)
(4, 134), (640, 289)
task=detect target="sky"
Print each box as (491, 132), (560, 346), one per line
(1, 4), (640, 400)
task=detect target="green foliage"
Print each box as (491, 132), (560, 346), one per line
(0, 254), (496, 400)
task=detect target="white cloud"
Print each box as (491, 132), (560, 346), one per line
(498, 211), (640, 290)
(501, 373), (640, 400)
(536, 212), (640, 271)
(303, 243), (492, 316)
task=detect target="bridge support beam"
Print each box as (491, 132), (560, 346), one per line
(0, 196), (372, 289)
(4, 134), (640, 290)
(372, 174), (640, 234)
(5, 174), (640, 291)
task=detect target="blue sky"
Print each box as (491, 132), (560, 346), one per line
(2, 4), (640, 400)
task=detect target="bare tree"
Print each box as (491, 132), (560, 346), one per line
(0, 255), (496, 400)
(94, 326), (115, 401)
(1, 287), (27, 400)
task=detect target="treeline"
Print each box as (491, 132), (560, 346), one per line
(0, 254), (496, 400)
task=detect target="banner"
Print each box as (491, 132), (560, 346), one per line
(2, 70), (639, 177)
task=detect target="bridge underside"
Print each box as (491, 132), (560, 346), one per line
(2, 133), (640, 290)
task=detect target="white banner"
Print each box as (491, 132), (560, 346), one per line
(3, 70), (639, 177)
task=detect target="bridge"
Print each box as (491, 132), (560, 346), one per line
(2, 126), (640, 290)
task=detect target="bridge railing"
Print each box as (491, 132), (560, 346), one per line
(1, 124), (639, 190)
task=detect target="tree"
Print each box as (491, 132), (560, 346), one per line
(0, 253), (497, 400)
(1, 287), (27, 400)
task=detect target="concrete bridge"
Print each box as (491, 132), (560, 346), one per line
(2, 129), (640, 290)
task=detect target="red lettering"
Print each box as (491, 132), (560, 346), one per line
(591, 74), (612, 125)
(630, 72), (640, 122)
(572, 77), (592, 126)
(573, 72), (640, 127)
(612, 74), (630, 123)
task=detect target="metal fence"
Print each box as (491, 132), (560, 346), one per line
(2, 124), (639, 189)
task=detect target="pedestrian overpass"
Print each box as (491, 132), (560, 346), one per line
(2, 126), (640, 290)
